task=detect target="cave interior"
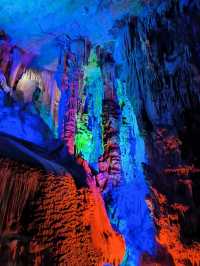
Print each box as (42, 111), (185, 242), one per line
(0, 0), (200, 265)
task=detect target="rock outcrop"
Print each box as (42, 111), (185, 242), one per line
(0, 136), (125, 266)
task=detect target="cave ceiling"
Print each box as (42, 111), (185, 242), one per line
(0, 0), (143, 70)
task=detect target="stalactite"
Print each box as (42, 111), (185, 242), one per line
(0, 32), (12, 79)
(61, 67), (81, 155)
(17, 68), (60, 135)
(116, 1), (200, 264)
(9, 47), (33, 89)
(99, 78), (155, 266)
(1, 1), (200, 265)
(0, 32), (32, 92)
(58, 38), (91, 155)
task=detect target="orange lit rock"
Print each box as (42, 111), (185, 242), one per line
(142, 125), (200, 265)
(0, 157), (125, 266)
(164, 165), (200, 176)
(149, 187), (200, 266)
(86, 177), (126, 265)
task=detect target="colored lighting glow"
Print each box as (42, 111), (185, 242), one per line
(75, 50), (104, 164)
(0, 33), (156, 266)
(75, 75), (156, 265)
(75, 113), (93, 161)
(70, 56), (155, 265)
(105, 79), (155, 265)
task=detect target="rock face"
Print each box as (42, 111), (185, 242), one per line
(57, 38), (91, 155)
(0, 43), (126, 264)
(101, 50), (122, 188)
(0, 143), (125, 266)
(116, 0), (200, 264)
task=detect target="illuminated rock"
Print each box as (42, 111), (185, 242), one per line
(0, 30), (32, 88)
(1, 1), (200, 265)
(0, 145), (125, 265)
(16, 69), (60, 135)
(57, 38), (90, 155)
(99, 50), (122, 187)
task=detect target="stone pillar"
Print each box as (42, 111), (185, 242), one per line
(62, 66), (83, 155)
(58, 38), (90, 155)
(100, 50), (122, 188)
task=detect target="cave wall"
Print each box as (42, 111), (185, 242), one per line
(0, 33), (156, 265)
(115, 0), (200, 264)
(1, 1), (200, 265)
(0, 154), (125, 266)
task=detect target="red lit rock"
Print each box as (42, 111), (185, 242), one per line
(0, 155), (125, 266)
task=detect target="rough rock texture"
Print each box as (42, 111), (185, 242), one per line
(61, 67), (81, 155)
(100, 50), (122, 188)
(1, 1), (200, 264)
(0, 151), (125, 266)
(118, 0), (200, 264)
(0, 0), (144, 71)
(58, 39), (90, 154)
